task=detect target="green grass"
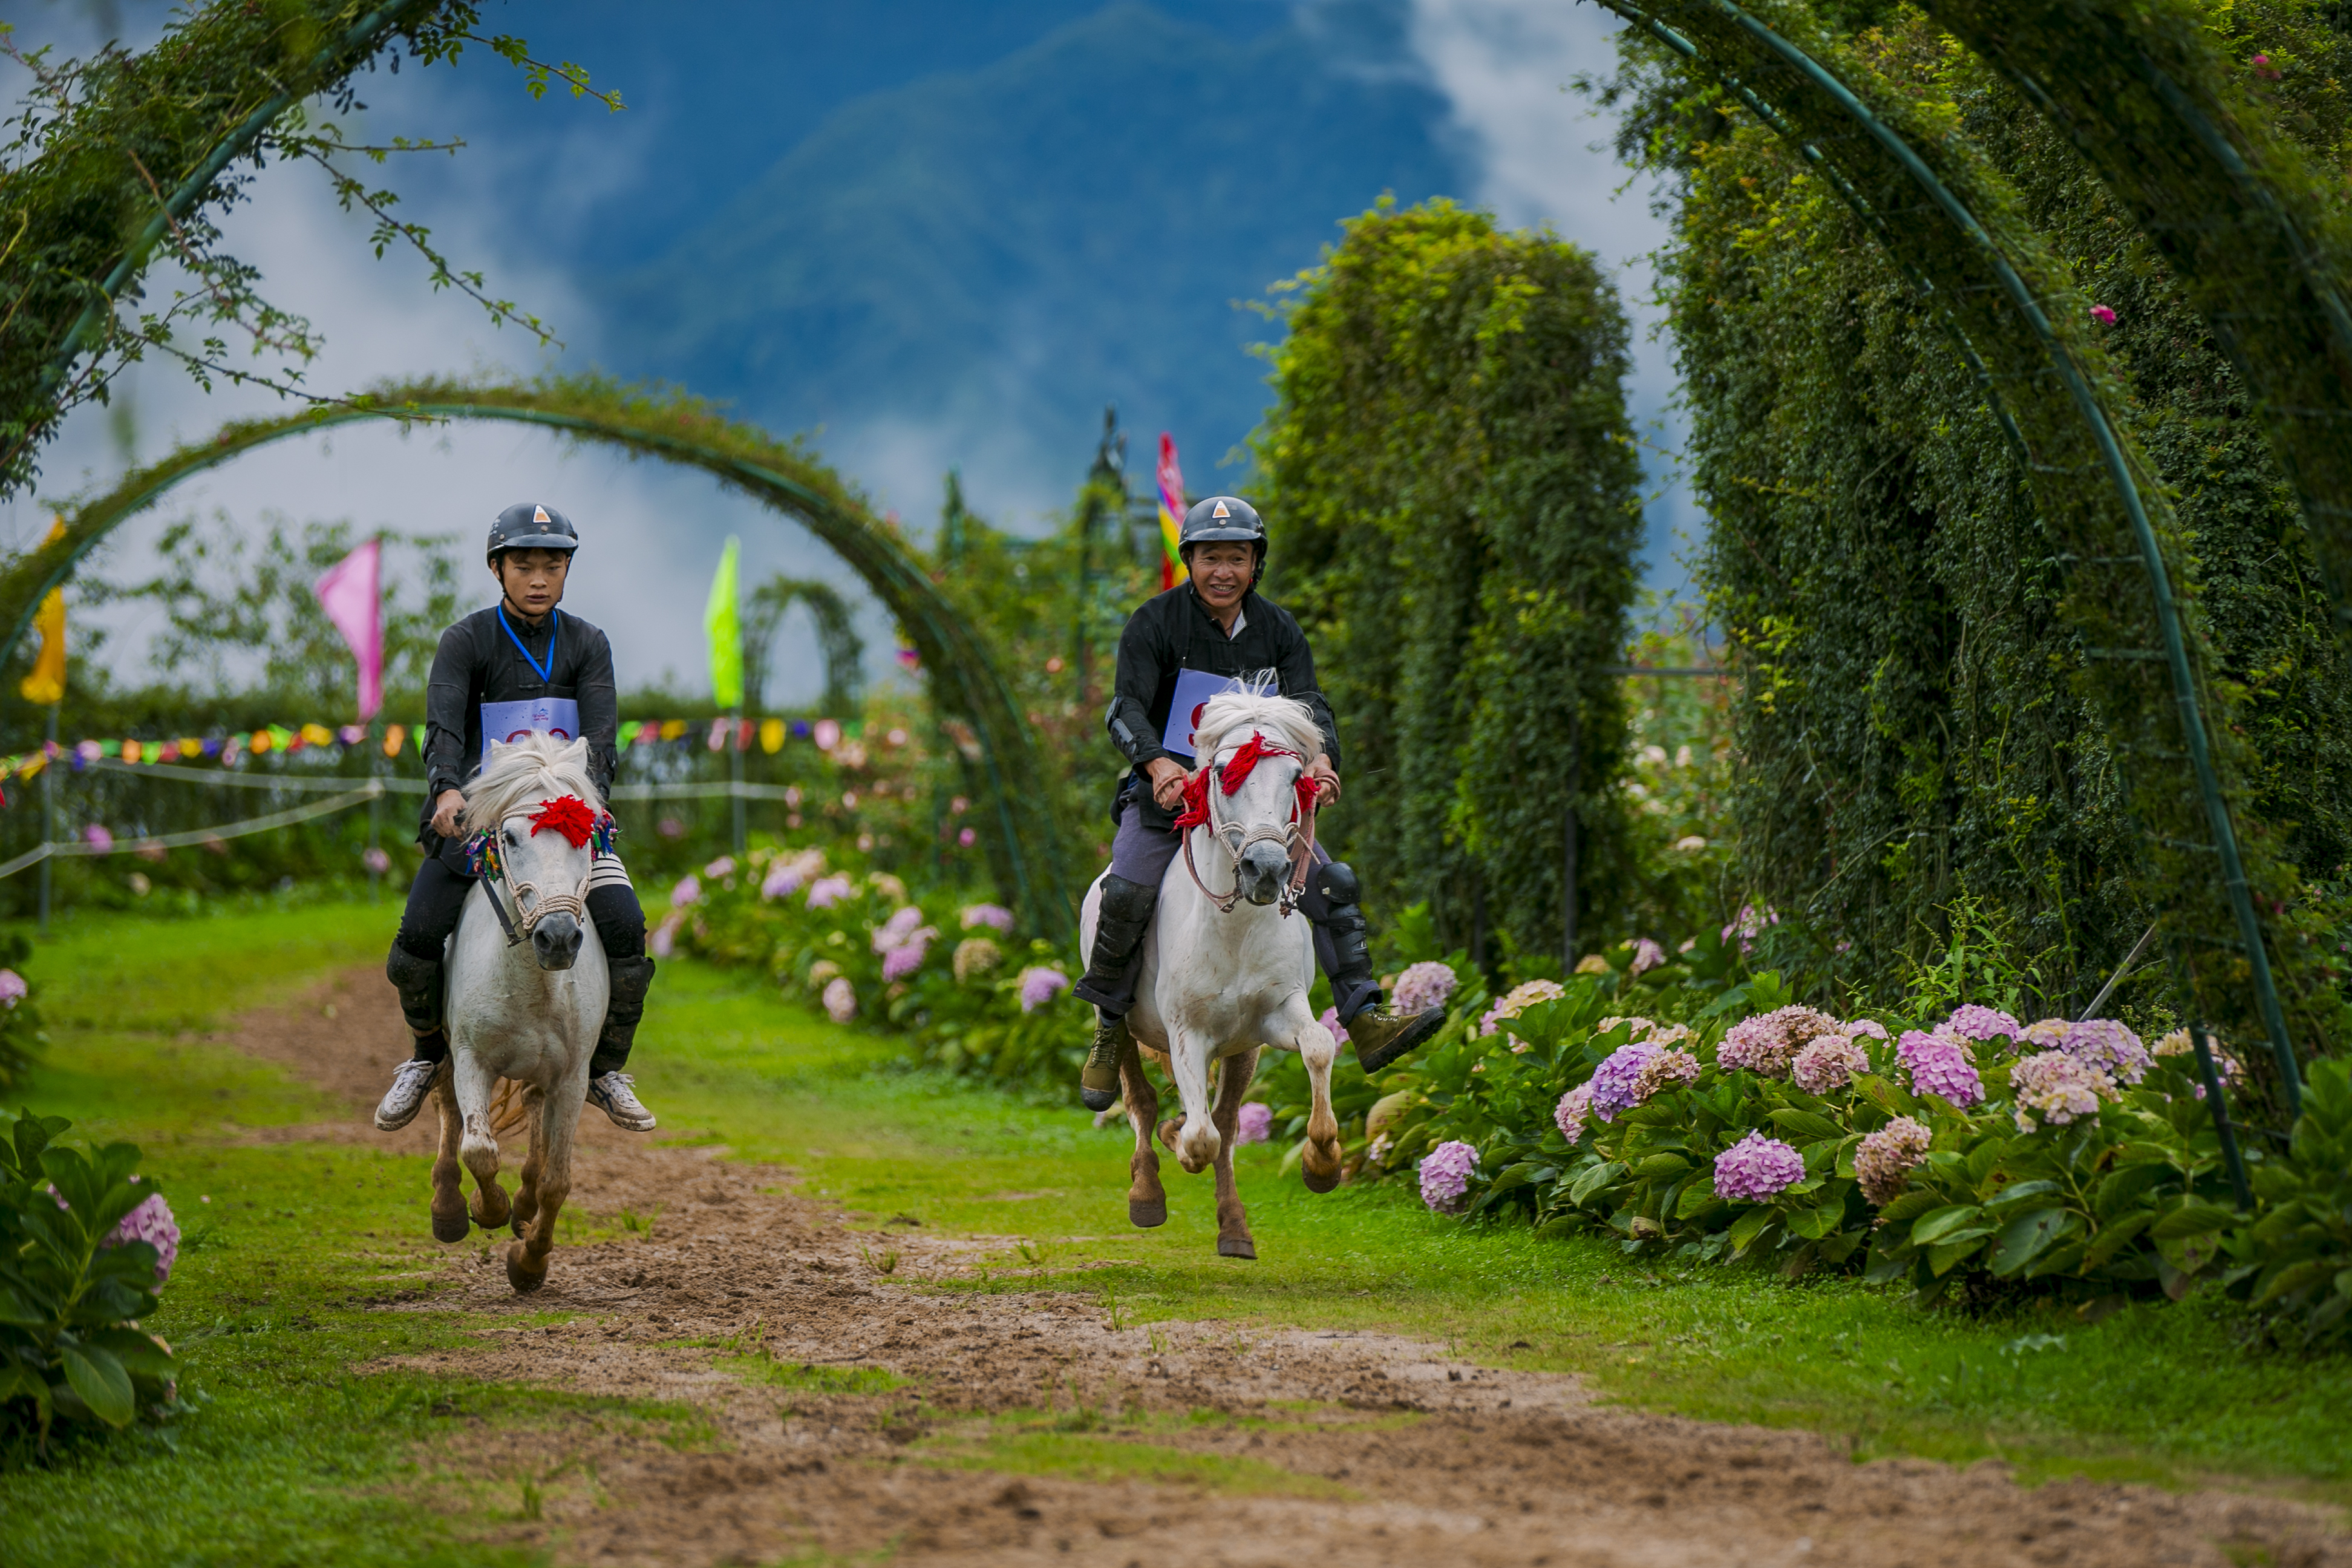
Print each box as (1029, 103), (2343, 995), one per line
(4, 896), (2351, 1568)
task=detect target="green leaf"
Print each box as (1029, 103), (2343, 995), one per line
(1567, 1161), (1627, 1206)
(1635, 1152), (1692, 1179)
(1984, 1180), (2063, 1211)
(2151, 1201), (2237, 1241)
(89, 1327), (174, 1379)
(1676, 1181), (1725, 1219)
(1725, 1205), (1776, 1255)
(2254, 1258), (2339, 1307)
(1878, 1188), (1944, 1223)
(60, 1343), (134, 1427)
(1786, 1198), (1847, 1241)
(1767, 1109), (1844, 1140)
(1928, 1233), (1992, 1275)
(2082, 1209), (2157, 1269)
(1987, 1209), (2073, 1278)
(1909, 1204), (1988, 1246)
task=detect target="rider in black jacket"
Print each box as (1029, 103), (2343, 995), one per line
(370, 503), (658, 1135)
(1071, 495), (1446, 1110)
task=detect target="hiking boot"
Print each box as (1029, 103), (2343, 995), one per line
(374, 1057), (441, 1131)
(1348, 1004), (1448, 1076)
(1080, 1013), (1128, 1112)
(587, 1071), (658, 1132)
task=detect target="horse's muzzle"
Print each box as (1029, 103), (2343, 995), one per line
(1238, 842), (1291, 906)
(532, 912), (585, 970)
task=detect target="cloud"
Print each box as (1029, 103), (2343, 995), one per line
(1407, 0), (1701, 599)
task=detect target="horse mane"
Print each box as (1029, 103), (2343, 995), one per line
(462, 733), (602, 834)
(1192, 688), (1321, 764)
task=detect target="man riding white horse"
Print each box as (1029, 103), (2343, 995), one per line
(1074, 495), (1446, 1110)
(371, 503), (658, 1135)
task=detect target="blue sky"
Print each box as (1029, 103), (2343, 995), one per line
(8, 1), (1694, 701)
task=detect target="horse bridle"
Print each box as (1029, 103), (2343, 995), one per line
(480, 823), (592, 949)
(1180, 742), (1320, 916)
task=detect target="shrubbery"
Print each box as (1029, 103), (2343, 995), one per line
(1, 1112), (182, 1446)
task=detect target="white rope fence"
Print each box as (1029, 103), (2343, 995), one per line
(0, 760), (808, 880)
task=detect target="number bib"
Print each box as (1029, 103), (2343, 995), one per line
(1160, 668), (1249, 762)
(481, 696), (581, 744)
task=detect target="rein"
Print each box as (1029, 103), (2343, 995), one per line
(1174, 733), (1321, 916)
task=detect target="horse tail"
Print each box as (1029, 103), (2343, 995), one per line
(488, 1078), (532, 1138)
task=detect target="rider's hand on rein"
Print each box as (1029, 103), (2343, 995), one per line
(431, 789), (467, 838)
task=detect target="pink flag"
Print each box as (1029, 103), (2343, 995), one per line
(315, 538), (384, 720)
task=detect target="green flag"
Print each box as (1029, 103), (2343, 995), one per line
(705, 535), (743, 709)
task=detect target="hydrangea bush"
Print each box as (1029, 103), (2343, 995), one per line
(1, 1112), (181, 1442)
(666, 842), (1093, 1094)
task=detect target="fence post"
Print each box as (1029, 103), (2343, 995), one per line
(38, 705), (56, 933)
(730, 710), (747, 854)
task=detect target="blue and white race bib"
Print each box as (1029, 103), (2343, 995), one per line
(481, 696), (581, 745)
(1160, 669), (1249, 761)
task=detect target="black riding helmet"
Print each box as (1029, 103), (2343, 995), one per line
(486, 501), (580, 567)
(1178, 495), (1266, 584)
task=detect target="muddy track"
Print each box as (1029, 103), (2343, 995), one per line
(226, 967), (2348, 1567)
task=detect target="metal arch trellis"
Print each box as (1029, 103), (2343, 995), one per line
(0, 381), (1077, 943)
(1579, 0), (2304, 1116)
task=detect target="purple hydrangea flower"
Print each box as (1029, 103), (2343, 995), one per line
(1720, 902), (1779, 953)
(106, 1193), (179, 1287)
(1855, 1117), (1932, 1204)
(1419, 1140), (1479, 1214)
(881, 935), (932, 983)
(648, 914), (681, 959)
(761, 863), (804, 900)
(2011, 1051), (2115, 1131)
(670, 875), (702, 909)
(1555, 1083), (1595, 1142)
(1017, 965), (1070, 1013)
(1896, 1030), (1984, 1108)
(1319, 1005), (1350, 1045)
(822, 976), (858, 1022)
(1391, 961), (1459, 1017)
(1235, 1102), (1273, 1145)
(806, 875), (853, 910)
(1713, 1132), (1806, 1201)
(1790, 1035), (1869, 1094)
(1589, 1040), (1661, 1121)
(872, 905), (926, 953)
(84, 824), (113, 852)
(2060, 1019), (2151, 1086)
(959, 903), (1017, 933)
(1943, 1005), (2022, 1045)
(703, 855), (738, 879)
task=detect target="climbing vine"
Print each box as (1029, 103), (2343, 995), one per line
(1253, 200), (1645, 971)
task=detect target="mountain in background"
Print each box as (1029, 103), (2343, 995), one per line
(593, 1), (1468, 517)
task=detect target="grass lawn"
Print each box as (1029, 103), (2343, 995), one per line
(2, 895), (2348, 1566)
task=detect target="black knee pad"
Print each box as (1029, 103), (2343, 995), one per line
(1098, 874), (1159, 928)
(586, 884), (646, 959)
(1314, 861), (1362, 906)
(385, 942), (445, 1031)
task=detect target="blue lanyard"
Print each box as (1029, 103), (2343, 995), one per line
(496, 604), (560, 684)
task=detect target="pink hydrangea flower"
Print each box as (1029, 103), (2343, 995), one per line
(1478, 979), (1565, 1037)
(1391, 961), (1459, 1017)
(1555, 1083), (1595, 1142)
(2059, 1019), (2151, 1086)
(2011, 1050), (2114, 1131)
(1235, 1102), (1273, 1145)
(1720, 902), (1779, 952)
(84, 824), (113, 852)
(959, 903), (1016, 933)
(1632, 1048), (1701, 1100)
(1628, 938), (1667, 976)
(1855, 1117), (1932, 1204)
(881, 935), (933, 982)
(703, 855), (738, 879)
(1719, 1005), (1841, 1077)
(2091, 304), (2118, 325)
(1713, 1132), (1805, 1201)
(761, 863), (804, 900)
(1017, 966), (1070, 1013)
(822, 975), (858, 1022)
(361, 847), (392, 876)
(648, 913), (682, 959)
(1943, 1005), (2022, 1045)
(1844, 1018), (1890, 1041)
(1896, 1030), (1984, 1108)
(0, 969), (27, 1008)
(1790, 1034), (1869, 1094)
(1419, 1140), (1479, 1213)
(806, 875), (853, 910)
(871, 906), (926, 953)
(106, 1193), (179, 1287)
(1318, 1005), (1350, 1045)
(670, 875), (702, 909)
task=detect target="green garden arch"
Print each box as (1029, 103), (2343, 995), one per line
(1583, 0), (2313, 1122)
(0, 375), (1076, 941)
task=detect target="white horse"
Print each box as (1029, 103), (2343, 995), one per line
(1083, 691), (1346, 1259)
(425, 733), (610, 1293)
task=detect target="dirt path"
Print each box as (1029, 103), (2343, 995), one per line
(235, 969), (2348, 1567)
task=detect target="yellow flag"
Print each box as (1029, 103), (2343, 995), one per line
(19, 519), (66, 705)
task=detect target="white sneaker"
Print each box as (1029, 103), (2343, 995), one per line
(587, 1071), (657, 1132)
(374, 1058), (440, 1131)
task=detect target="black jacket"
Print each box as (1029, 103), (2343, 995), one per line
(419, 604), (619, 844)
(1102, 584), (1339, 831)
